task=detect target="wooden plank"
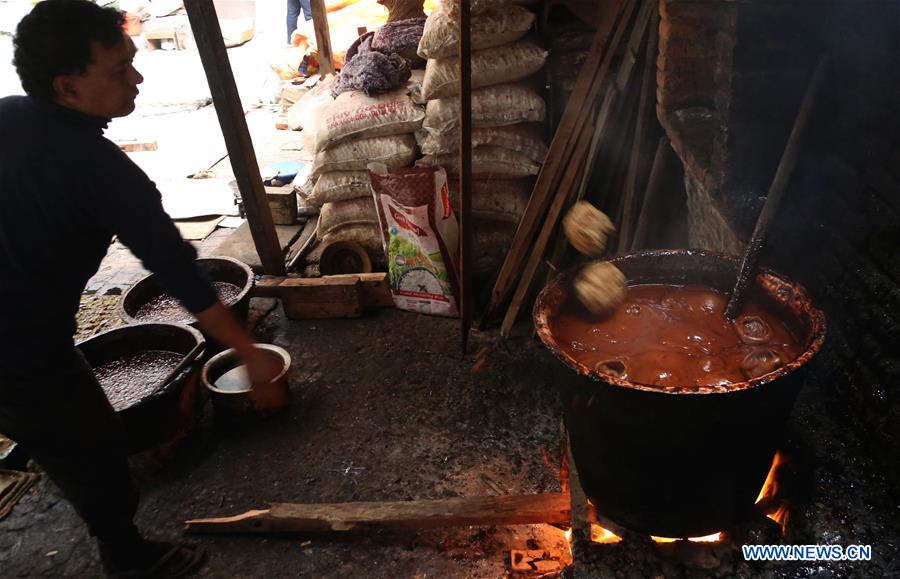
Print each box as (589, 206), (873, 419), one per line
(458, 0), (473, 351)
(618, 8), (660, 253)
(309, 0), (335, 76)
(185, 493), (571, 534)
(481, 0), (633, 327)
(217, 220), (301, 271)
(255, 273), (393, 309)
(500, 120), (596, 337)
(183, 0), (286, 275)
(286, 219), (319, 270)
(499, 0), (654, 337)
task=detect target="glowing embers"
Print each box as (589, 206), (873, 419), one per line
(755, 451), (790, 535)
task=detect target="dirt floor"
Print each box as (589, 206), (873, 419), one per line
(0, 301), (575, 578)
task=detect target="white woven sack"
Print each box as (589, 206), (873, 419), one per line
(307, 171), (371, 207)
(422, 84), (546, 135)
(312, 134), (416, 177)
(416, 124), (547, 162)
(318, 197), (379, 237)
(417, 5), (535, 60)
(441, 0), (540, 18)
(421, 42), (547, 101)
(448, 178), (531, 223)
(314, 89), (425, 153)
(416, 145), (541, 179)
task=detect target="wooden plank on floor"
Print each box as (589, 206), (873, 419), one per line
(185, 493), (571, 534)
(217, 221), (301, 271)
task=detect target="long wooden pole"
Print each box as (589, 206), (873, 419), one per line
(183, 0), (285, 275)
(309, 0), (335, 76)
(724, 57), (828, 320)
(458, 0), (473, 351)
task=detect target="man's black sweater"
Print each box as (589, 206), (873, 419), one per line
(0, 96), (217, 371)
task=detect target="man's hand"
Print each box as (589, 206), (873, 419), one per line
(243, 347), (289, 412)
(195, 301), (290, 413)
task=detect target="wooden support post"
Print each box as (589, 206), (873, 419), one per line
(185, 493), (571, 534)
(458, 0), (473, 352)
(310, 0), (335, 76)
(183, 0), (285, 275)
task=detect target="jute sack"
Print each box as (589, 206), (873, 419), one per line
(416, 145), (541, 179)
(417, 5), (535, 60)
(307, 171), (371, 207)
(447, 178), (531, 223)
(416, 124), (547, 162)
(312, 134), (416, 176)
(420, 41), (547, 100)
(315, 88), (425, 153)
(422, 84), (545, 135)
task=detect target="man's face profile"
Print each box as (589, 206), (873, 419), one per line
(53, 32), (143, 119)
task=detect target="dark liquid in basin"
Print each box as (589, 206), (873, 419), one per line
(134, 281), (242, 324)
(94, 350), (183, 411)
(550, 284), (802, 391)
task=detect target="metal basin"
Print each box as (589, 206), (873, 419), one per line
(201, 344), (291, 423)
(77, 323), (207, 454)
(534, 249), (826, 537)
(118, 256), (254, 329)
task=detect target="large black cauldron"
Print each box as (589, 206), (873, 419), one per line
(534, 250), (825, 537)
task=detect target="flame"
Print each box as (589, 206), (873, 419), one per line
(755, 451), (784, 504)
(589, 524), (623, 544)
(767, 504), (790, 535)
(688, 532), (724, 543)
(651, 533), (724, 544)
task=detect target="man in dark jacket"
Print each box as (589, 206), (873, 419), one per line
(0, 1), (279, 576)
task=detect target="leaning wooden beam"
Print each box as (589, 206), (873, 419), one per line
(310, 0), (335, 76)
(481, 0), (633, 327)
(458, 0), (473, 352)
(499, 0), (654, 337)
(185, 493), (571, 534)
(183, 0), (285, 275)
(617, 8), (660, 253)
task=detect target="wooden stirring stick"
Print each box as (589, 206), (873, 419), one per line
(724, 57), (829, 321)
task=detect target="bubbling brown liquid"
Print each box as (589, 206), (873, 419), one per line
(550, 284), (802, 392)
(134, 281), (242, 324)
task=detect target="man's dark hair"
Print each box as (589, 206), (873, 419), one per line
(13, 0), (125, 100)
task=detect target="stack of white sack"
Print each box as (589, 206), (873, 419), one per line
(414, 0), (548, 276)
(297, 74), (426, 256)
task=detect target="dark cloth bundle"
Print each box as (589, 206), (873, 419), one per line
(332, 51), (411, 98)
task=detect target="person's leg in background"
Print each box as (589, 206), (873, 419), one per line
(286, 0), (301, 43)
(299, 0), (313, 22)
